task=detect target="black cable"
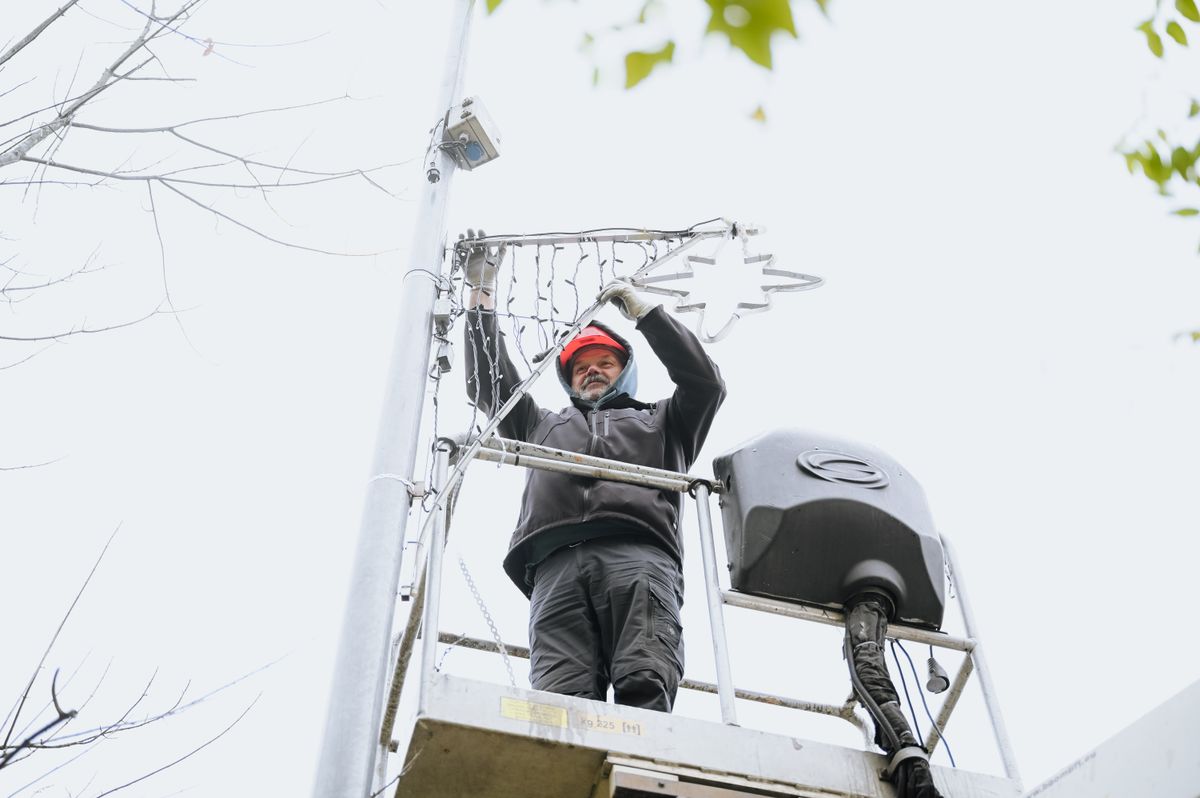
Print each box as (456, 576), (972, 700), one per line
(889, 639), (924, 744)
(843, 602), (903, 753)
(899, 641), (957, 768)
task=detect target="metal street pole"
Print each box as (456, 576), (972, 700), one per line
(312, 3), (475, 796)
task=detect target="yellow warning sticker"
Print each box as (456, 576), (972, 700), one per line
(499, 697), (568, 728)
(578, 713), (644, 736)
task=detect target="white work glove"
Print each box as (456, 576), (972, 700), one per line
(599, 281), (658, 322)
(457, 228), (506, 293)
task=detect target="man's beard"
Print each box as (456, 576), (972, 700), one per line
(578, 374), (611, 401)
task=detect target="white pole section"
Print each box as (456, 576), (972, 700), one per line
(311, 3), (475, 796)
(417, 443), (452, 715)
(693, 483), (739, 726)
(940, 534), (1023, 789)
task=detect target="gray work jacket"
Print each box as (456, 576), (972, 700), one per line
(464, 306), (727, 596)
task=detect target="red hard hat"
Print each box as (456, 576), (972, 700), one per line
(559, 325), (627, 370)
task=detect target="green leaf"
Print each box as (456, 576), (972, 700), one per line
(1144, 25), (1166, 57)
(1178, 0), (1200, 22)
(704, 0), (798, 69)
(1150, 149), (1170, 181)
(750, 104), (767, 123)
(1168, 20), (1189, 44)
(813, 0), (831, 16)
(624, 41), (675, 89)
(1132, 144), (1174, 188)
(1190, 330), (1200, 342)
(1190, 99), (1200, 118)
(1173, 207), (1200, 215)
(592, 66), (601, 87)
(637, 0), (660, 23)
(1172, 146), (1195, 176)
(485, 0), (503, 13)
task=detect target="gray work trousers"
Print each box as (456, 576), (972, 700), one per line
(527, 536), (685, 712)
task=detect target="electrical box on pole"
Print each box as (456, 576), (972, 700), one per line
(445, 96), (501, 171)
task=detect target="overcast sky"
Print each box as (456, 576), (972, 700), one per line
(4, 1), (1199, 796)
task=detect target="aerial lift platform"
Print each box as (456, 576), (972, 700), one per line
(310, 7), (1200, 795)
(395, 673), (1019, 798)
(396, 674), (1017, 798)
(380, 435), (1025, 798)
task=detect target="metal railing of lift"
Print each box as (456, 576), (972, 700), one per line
(380, 435), (1022, 789)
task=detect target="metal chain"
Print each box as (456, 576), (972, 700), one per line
(457, 553), (518, 687)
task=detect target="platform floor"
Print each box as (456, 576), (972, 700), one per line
(393, 675), (1020, 798)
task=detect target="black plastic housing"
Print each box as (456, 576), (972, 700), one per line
(713, 429), (945, 630)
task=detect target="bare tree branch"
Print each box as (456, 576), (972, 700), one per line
(0, 78), (37, 103)
(1, 5), (403, 360)
(145, 181), (200, 353)
(161, 181), (387, 256)
(0, 458), (64, 471)
(1, 662), (82, 758)
(70, 95), (355, 132)
(58, 659), (114, 734)
(0, 306), (165, 342)
(4, 739), (100, 798)
(0, 0), (198, 167)
(0, 344), (54, 370)
(73, 2), (141, 32)
(21, 155), (400, 191)
(66, 96), (407, 186)
(90, 695), (259, 798)
(7, 653), (100, 751)
(113, 0), (252, 68)
(24, 105), (74, 213)
(0, 34), (192, 142)
(1, 249), (105, 295)
(0, 673), (76, 770)
(98, 669), (160, 743)
(0, 178), (110, 188)
(1, 528), (118, 753)
(116, 75), (197, 82)
(31, 656), (280, 750)
(0, 0), (82, 70)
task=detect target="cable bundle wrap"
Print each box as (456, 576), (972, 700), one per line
(844, 598), (944, 798)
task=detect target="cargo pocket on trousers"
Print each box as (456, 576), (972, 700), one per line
(646, 578), (685, 676)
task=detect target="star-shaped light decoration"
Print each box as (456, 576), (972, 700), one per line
(630, 222), (823, 343)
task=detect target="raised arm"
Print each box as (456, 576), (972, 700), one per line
(460, 230), (540, 440)
(601, 283), (727, 466)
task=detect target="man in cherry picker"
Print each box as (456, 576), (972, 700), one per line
(460, 229), (726, 713)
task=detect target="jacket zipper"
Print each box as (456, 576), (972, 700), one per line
(582, 409), (598, 519)
(604, 410), (610, 436)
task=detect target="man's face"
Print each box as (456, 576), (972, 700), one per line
(570, 346), (624, 402)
